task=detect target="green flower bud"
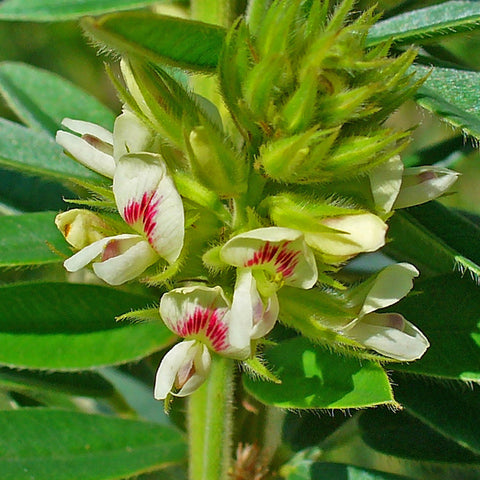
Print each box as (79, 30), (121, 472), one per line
(187, 125), (247, 196)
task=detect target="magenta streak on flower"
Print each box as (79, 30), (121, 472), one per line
(123, 191), (163, 246)
(245, 241), (300, 279)
(170, 306), (229, 352)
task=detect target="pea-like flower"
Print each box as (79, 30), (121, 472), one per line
(56, 110), (154, 177)
(220, 227), (318, 289)
(63, 153), (184, 285)
(370, 155), (459, 213)
(155, 285), (251, 399)
(340, 262), (429, 361)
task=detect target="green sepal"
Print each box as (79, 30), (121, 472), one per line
(259, 127), (339, 181)
(173, 171), (231, 223)
(280, 70), (318, 134)
(186, 125), (247, 197)
(262, 192), (365, 233)
(202, 245), (228, 272)
(243, 356), (281, 384)
(243, 55), (286, 120)
(116, 307), (161, 323)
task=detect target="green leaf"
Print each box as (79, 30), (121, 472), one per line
(282, 460), (416, 480)
(0, 0), (162, 21)
(243, 337), (394, 409)
(386, 210), (480, 281)
(0, 282), (174, 370)
(283, 411), (349, 451)
(407, 202), (480, 269)
(359, 408), (480, 464)
(0, 118), (105, 186)
(368, 1), (480, 46)
(387, 203), (480, 283)
(413, 65), (480, 140)
(0, 409), (186, 480)
(82, 12), (226, 73)
(0, 62), (115, 136)
(390, 274), (480, 381)
(0, 211), (71, 267)
(0, 168), (71, 212)
(394, 374), (480, 455)
(0, 367), (114, 398)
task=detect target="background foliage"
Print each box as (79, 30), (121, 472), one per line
(1, 1), (480, 479)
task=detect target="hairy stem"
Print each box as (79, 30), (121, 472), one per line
(188, 355), (235, 480)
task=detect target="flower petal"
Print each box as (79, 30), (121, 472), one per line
(343, 312), (429, 361)
(113, 110), (155, 161)
(160, 285), (232, 348)
(220, 227), (318, 289)
(369, 155), (404, 213)
(113, 153), (184, 263)
(358, 263), (419, 317)
(154, 340), (211, 399)
(63, 233), (158, 285)
(61, 118), (113, 144)
(92, 237), (158, 285)
(394, 166), (459, 209)
(56, 130), (116, 178)
(305, 213), (387, 258)
(232, 269), (279, 341)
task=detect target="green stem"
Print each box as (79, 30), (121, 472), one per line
(188, 355), (235, 480)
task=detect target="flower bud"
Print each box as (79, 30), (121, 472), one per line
(188, 125), (246, 196)
(55, 209), (110, 250)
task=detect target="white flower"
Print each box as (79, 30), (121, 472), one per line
(305, 213), (387, 259)
(231, 269), (279, 340)
(340, 263), (429, 361)
(160, 285), (251, 359)
(113, 153), (184, 264)
(220, 227), (318, 289)
(154, 285), (252, 399)
(393, 166), (459, 209)
(154, 340), (211, 400)
(55, 110), (153, 177)
(370, 155), (459, 213)
(63, 153), (184, 284)
(63, 233), (158, 285)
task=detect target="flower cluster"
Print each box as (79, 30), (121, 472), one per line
(54, 0), (459, 403)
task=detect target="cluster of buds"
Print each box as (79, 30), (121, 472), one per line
(55, 0), (458, 402)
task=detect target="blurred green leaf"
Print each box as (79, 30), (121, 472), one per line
(407, 202), (480, 268)
(0, 282), (174, 370)
(368, 1), (480, 46)
(390, 275), (480, 381)
(82, 12), (226, 73)
(359, 409), (480, 463)
(0, 168), (72, 212)
(0, 211), (70, 267)
(283, 411), (349, 451)
(100, 368), (171, 426)
(0, 118), (105, 186)
(413, 65), (480, 140)
(282, 460), (416, 480)
(243, 337), (394, 409)
(0, 409), (186, 480)
(0, 367), (114, 398)
(386, 208), (480, 281)
(0, 62), (115, 136)
(0, 0), (162, 21)
(394, 374), (480, 455)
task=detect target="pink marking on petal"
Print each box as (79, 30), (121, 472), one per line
(172, 307), (229, 352)
(123, 191), (163, 246)
(245, 241), (300, 278)
(102, 240), (120, 261)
